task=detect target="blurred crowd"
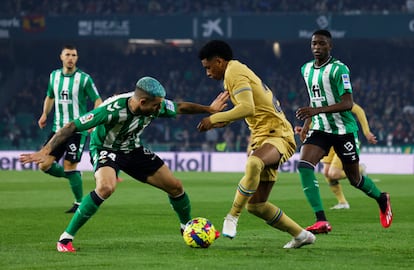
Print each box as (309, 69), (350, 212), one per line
(1, 1), (413, 151)
(1, 37), (413, 152)
(2, 0), (413, 15)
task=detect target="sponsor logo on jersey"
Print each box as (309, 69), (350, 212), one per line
(79, 113), (94, 124)
(310, 84), (326, 102)
(311, 96), (326, 102)
(342, 74), (351, 89)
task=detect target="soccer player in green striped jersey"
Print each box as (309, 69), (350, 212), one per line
(20, 76), (228, 252)
(295, 30), (392, 234)
(37, 45), (102, 213)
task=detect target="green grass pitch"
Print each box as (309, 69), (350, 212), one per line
(0, 171), (413, 270)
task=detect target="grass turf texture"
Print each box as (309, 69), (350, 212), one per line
(0, 171), (413, 270)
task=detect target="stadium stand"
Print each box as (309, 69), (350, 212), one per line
(1, 0), (410, 15)
(1, 1), (413, 150)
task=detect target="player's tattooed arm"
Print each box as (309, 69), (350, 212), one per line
(20, 122), (77, 164)
(44, 122), (77, 153)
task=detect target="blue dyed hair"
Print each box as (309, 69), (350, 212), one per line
(135, 76), (166, 98)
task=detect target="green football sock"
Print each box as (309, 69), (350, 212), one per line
(65, 171), (83, 203)
(356, 175), (381, 199)
(45, 162), (66, 178)
(65, 191), (102, 236)
(298, 163), (325, 213)
(169, 192), (191, 224)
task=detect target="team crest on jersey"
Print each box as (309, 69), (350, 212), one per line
(342, 74), (351, 89)
(79, 113), (94, 124)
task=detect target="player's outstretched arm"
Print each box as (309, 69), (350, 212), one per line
(20, 122), (77, 164)
(177, 91), (229, 114)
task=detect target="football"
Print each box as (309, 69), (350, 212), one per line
(182, 217), (219, 248)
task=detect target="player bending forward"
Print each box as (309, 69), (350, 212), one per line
(20, 76), (228, 252)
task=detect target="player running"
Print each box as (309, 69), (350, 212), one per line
(197, 40), (315, 249)
(295, 29), (392, 233)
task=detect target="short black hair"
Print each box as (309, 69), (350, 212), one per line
(312, 29), (332, 39)
(62, 44), (77, 51)
(198, 40), (233, 61)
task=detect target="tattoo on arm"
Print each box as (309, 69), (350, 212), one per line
(46, 122), (77, 152)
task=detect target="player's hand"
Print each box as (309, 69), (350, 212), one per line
(38, 114), (47, 129)
(296, 107), (318, 120)
(294, 126), (303, 134)
(197, 117), (213, 132)
(19, 151), (47, 164)
(197, 117), (229, 131)
(213, 122), (229, 128)
(209, 91), (229, 113)
(299, 130), (308, 142)
(295, 125), (309, 142)
(365, 132), (378, 144)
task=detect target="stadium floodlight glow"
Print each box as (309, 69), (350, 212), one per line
(164, 39), (194, 47)
(128, 39), (163, 45)
(273, 42), (281, 58)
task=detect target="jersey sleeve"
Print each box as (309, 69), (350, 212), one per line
(84, 75), (101, 101)
(226, 69), (251, 95)
(46, 72), (54, 98)
(210, 64), (255, 124)
(157, 99), (178, 118)
(73, 106), (109, 132)
(335, 64), (352, 95)
(210, 89), (254, 124)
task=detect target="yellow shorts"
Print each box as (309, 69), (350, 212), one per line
(321, 147), (343, 170)
(248, 135), (296, 182)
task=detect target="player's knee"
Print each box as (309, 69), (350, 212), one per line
(245, 155), (264, 176)
(328, 169), (343, 180)
(167, 179), (184, 197)
(96, 183), (116, 199)
(240, 156), (264, 191)
(326, 171), (337, 180)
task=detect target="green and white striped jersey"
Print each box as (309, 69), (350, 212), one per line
(73, 92), (178, 153)
(47, 68), (101, 132)
(301, 57), (358, 135)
